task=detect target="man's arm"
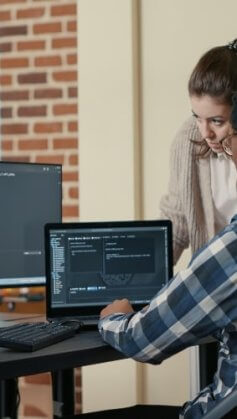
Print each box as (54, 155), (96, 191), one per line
(98, 224), (237, 364)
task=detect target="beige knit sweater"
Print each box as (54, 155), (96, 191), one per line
(160, 117), (216, 265)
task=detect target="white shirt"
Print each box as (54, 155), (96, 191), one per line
(210, 152), (237, 231)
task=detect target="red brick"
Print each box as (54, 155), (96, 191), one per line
(68, 121), (78, 132)
(34, 22), (62, 34)
(35, 155), (64, 165)
(18, 105), (47, 117)
(53, 71), (77, 82)
(0, 75), (12, 85)
(0, 42), (12, 53)
(53, 137), (77, 149)
(0, 25), (27, 37)
(75, 389), (82, 403)
(24, 405), (47, 417)
(76, 396), (81, 406)
(69, 154), (78, 165)
(24, 373), (51, 385)
(67, 54), (77, 65)
(18, 72), (47, 84)
(35, 55), (62, 67)
(17, 40), (45, 51)
(0, 11), (11, 21)
(1, 155), (30, 162)
(1, 108), (12, 118)
(62, 205), (79, 218)
(34, 88), (62, 99)
(51, 4), (77, 17)
(67, 20), (77, 32)
(52, 37), (77, 49)
(75, 369), (81, 382)
(0, 90), (29, 101)
(1, 140), (13, 151)
(68, 87), (77, 98)
(18, 139), (48, 150)
(63, 171), (78, 182)
(0, 0), (26, 3)
(1, 124), (28, 135)
(69, 187), (78, 199)
(0, 57), (29, 69)
(34, 122), (63, 134)
(53, 104), (77, 116)
(17, 8), (44, 19)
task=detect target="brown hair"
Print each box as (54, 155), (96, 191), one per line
(188, 42), (237, 157)
(188, 45), (237, 103)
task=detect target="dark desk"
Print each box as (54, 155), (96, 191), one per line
(0, 317), (125, 418)
(0, 330), (124, 379)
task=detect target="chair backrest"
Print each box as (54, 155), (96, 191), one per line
(202, 387), (237, 419)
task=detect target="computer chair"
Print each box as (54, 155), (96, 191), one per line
(202, 387), (237, 419)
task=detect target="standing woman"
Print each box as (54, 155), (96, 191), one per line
(160, 38), (237, 388)
(160, 39), (237, 265)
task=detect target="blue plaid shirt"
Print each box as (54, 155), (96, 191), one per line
(98, 215), (237, 418)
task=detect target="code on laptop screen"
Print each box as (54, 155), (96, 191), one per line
(47, 223), (172, 308)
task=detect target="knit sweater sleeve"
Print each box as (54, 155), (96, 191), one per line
(160, 117), (200, 264)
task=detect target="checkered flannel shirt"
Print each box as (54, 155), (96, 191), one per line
(99, 215), (237, 418)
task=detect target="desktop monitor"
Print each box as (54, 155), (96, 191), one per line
(0, 161), (62, 288)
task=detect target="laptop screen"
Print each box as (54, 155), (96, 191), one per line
(45, 220), (173, 319)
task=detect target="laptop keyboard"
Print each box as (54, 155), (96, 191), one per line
(0, 321), (82, 352)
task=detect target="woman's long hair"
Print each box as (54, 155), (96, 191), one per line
(191, 137), (212, 158)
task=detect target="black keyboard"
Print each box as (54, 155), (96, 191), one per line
(0, 321), (82, 352)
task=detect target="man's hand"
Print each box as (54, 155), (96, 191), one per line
(100, 298), (134, 319)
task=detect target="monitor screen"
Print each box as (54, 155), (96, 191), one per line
(0, 161), (62, 288)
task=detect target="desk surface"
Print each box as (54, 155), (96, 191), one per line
(0, 314), (125, 380)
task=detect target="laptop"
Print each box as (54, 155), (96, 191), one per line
(44, 220), (173, 327)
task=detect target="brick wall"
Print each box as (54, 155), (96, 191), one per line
(0, 0), (80, 416)
(0, 0), (79, 220)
